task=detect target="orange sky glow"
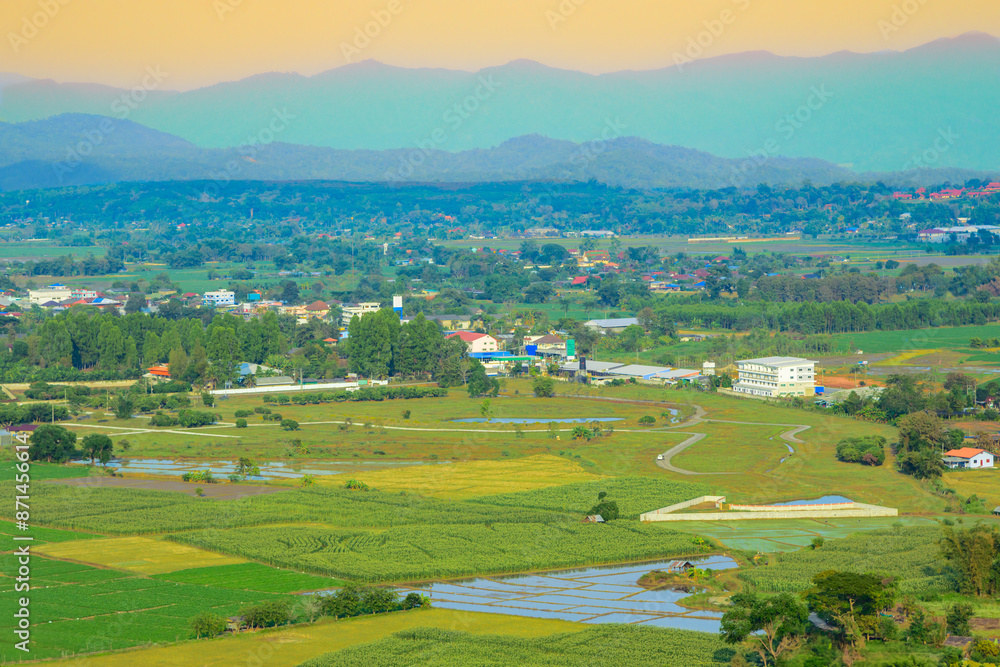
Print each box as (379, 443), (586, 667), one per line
(2, 0), (997, 89)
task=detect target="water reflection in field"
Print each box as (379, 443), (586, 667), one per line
(401, 555), (736, 633)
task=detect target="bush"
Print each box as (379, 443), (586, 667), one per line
(254, 406), (272, 414)
(177, 410), (216, 428)
(234, 409), (253, 418)
(345, 479), (370, 491)
(151, 380), (192, 394)
(588, 500), (620, 521)
(638, 416), (655, 426)
(235, 418), (248, 429)
(189, 612), (227, 638)
(150, 411), (179, 427)
(532, 376), (556, 398)
(835, 435), (886, 466)
(281, 419), (300, 431)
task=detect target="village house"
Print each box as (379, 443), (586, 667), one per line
(446, 331), (500, 354)
(942, 447), (995, 470)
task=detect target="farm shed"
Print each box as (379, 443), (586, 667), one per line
(582, 515), (605, 524)
(666, 560), (694, 573)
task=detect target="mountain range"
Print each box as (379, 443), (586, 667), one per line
(1, 33), (999, 177)
(0, 114), (867, 191)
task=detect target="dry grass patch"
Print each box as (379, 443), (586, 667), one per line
(34, 536), (245, 575)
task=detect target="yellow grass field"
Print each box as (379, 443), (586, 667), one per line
(942, 469), (1000, 510)
(35, 536), (246, 575)
(874, 349), (936, 366)
(342, 454), (603, 499)
(43, 609), (582, 667)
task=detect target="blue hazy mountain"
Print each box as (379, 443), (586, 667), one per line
(0, 114), (867, 191)
(0, 33), (997, 173)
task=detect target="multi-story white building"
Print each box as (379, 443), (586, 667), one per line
(203, 290), (236, 307)
(71, 288), (98, 299)
(733, 356), (816, 398)
(341, 302), (381, 325)
(29, 284), (73, 305)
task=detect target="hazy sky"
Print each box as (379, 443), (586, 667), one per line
(3, 0), (996, 90)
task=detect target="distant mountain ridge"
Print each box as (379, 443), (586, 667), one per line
(1, 33), (999, 172)
(0, 114), (864, 191)
(0, 114), (994, 193)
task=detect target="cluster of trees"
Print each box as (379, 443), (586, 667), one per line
(834, 435), (886, 466)
(26, 425), (111, 464)
(190, 585), (425, 639)
(344, 310), (469, 385)
(722, 570), (900, 666)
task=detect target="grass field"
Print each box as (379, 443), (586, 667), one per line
(940, 468), (1000, 511)
(34, 536), (247, 575)
(44, 609), (584, 667)
(473, 476), (712, 520)
(0, 556), (287, 662)
(153, 562), (345, 593)
(0, 243), (105, 259)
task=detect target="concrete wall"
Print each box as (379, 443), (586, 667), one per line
(641, 503), (897, 522)
(727, 502), (855, 512)
(210, 380), (388, 396)
(640, 496), (726, 521)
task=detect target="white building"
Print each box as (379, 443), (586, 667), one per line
(203, 290), (236, 307)
(733, 356), (816, 398)
(29, 284), (72, 304)
(943, 448), (994, 469)
(341, 302), (382, 325)
(71, 288), (98, 299)
(447, 331), (500, 354)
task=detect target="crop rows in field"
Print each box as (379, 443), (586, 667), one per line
(738, 526), (948, 594)
(171, 521), (706, 583)
(0, 519), (100, 544)
(299, 626), (735, 667)
(473, 476), (713, 519)
(155, 562), (345, 593)
(0, 556), (288, 663)
(6, 483), (570, 535)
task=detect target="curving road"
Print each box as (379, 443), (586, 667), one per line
(654, 408), (812, 475)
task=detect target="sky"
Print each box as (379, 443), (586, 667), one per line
(2, 0), (997, 90)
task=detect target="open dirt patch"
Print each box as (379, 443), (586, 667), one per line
(48, 476), (287, 499)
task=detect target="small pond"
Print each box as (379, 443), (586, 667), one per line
(771, 495), (852, 506)
(397, 556), (738, 632)
(449, 417), (623, 425)
(69, 458), (443, 481)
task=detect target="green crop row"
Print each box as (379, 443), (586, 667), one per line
(738, 526), (948, 594)
(299, 626), (736, 667)
(2, 483), (571, 535)
(472, 476), (713, 519)
(170, 521), (707, 583)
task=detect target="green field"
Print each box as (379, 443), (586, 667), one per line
(0, 556), (287, 662)
(300, 625), (736, 667)
(738, 525), (947, 594)
(170, 521), (707, 582)
(153, 562), (345, 593)
(0, 243), (106, 259)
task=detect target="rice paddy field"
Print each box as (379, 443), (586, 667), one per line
(4, 381), (993, 664)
